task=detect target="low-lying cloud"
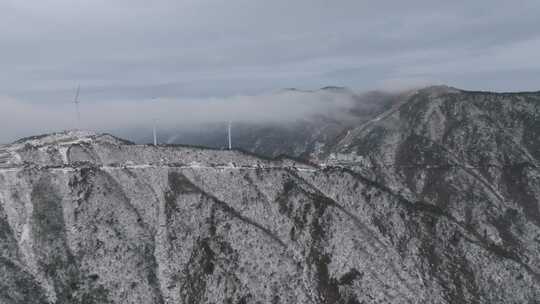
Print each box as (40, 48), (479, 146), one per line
(0, 88), (372, 143)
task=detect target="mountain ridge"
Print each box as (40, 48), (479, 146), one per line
(1, 86), (540, 303)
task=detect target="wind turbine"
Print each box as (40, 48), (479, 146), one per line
(227, 121), (232, 150)
(153, 118), (158, 146)
(73, 85), (81, 129)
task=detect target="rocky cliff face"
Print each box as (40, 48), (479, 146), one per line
(0, 86), (539, 304)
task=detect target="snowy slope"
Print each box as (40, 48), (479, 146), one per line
(1, 86), (540, 303)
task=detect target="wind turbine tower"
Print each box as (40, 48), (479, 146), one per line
(228, 121), (232, 150)
(73, 85), (81, 129)
(153, 119), (158, 146)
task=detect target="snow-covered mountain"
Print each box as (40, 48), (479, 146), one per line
(1, 85), (539, 303)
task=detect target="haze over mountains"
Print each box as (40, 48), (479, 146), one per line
(0, 86), (387, 144)
(126, 86), (402, 158)
(1, 86), (539, 303)
(128, 85), (540, 161)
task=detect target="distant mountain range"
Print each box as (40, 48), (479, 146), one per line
(1, 86), (539, 303)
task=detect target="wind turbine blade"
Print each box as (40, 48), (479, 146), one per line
(74, 85), (81, 129)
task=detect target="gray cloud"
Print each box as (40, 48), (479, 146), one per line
(1, 0), (539, 140)
(0, 88), (367, 143)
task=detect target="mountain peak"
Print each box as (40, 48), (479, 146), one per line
(13, 130), (98, 146)
(320, 85), (351, 92)
(276, 86), (352, 94)
(418, 85), (461, 95)
(12, 130), (132, 148)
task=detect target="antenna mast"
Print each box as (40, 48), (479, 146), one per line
(73, 85), (81, 129)
(227, 121), (232, 150)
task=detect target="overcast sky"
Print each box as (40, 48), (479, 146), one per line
(1, 0), (540, 141)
